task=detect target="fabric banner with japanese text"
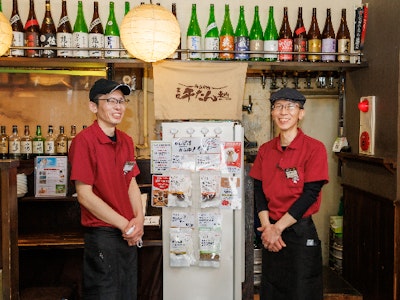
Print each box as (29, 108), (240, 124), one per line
(153, 61), (248, 120)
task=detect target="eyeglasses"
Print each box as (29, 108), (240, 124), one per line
(98, 97), (130, 106)
(272, 103), (300, 111)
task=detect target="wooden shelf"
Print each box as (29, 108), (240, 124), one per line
(18, 233), (84, 249)
(336, 152), (397, 174)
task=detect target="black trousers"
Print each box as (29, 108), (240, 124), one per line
(83, 227), (138, 300)
(260, 217), (323, 300)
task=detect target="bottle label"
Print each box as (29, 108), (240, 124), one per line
(33, 141), (44, 154)
(204, 37), (219, 60)
(293, 37), (307, 61)
(264, 40), (278, 60)
(104, 35), (120, 58)
(21, 141), (33, 154)
(250, 40), (263, 59)
(57, 32), (73, 57)
(0, 140), (8, 154)
(278, 38), (293, 61)
(89, 33), (104, 57)
(10, 15), (21, 26)
(9, 141), (21, 155)
(25, 19), (39, 29)
(321, 38), (336, 62)
(11, 31), (24, 56)
(89, 18), (102, 32)
(25, 31), (40, 57)
(40, 33), (57, 58)
(73, 32), (89, 57)
(235, 36), (249, 60)
(58, 16), (70, 27)
(45, 141), (55, 155)
(307, 39), (322, 61)
(56, 141), (67, 154)
(295, 26), (306, 36)
(206, 23), (217, 34)
(219, 35), (234, 60)
(187, 36), (201, 59)
(337, 38), (350, 62)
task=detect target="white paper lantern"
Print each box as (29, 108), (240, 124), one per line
(120, 4), (181, 63)
(0, 12), (12, 57)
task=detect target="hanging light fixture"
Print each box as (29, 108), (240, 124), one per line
(0, 12), (13, 57)
(120, 4), (181, 63)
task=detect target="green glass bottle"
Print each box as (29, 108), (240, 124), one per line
(249, 6), (263, 61)
(219, 4), (234, 60)
(120, 1), (132, 58)
(33, 125), (45, 157)
(105, 1), (120, 58)
(264, 6), (278, 61)
(234, 5), (249, 61)
(0, 0), (2, 12)
(204, 4), (219, 60)
(73, 1), (89, 57)
(186, 4), (201, 60)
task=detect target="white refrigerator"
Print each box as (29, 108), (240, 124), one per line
(157, 121), (245, 300)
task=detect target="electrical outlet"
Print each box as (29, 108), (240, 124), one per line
(358, 96), (376, 155)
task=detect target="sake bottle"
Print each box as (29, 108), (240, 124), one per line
(104, 1), (120, 58)
(307, 8), (322, 62)
(293, 7), (307, 62)
(73, 1), (89, 58)
(321, 8), (336, 62)
(20, 125), (33, 160)
(24, 0), (40, 57)
(33, 125), (45, 156)
(186, 4), (202, 60)
(249, 6), (263, 61)
(337, 9), (351, 63)
(234, 6), (249, 61)
(219, 4), (234, 60)
(56, 126), (68, 155)
(67, 125), (76, 152)
(40, 0), (57, 58)
(204, 4), (219, 60)
(120, 2), (132, 58)
(168, 3), (181, 60)
(278, 7), (293, 61)
(264, 6), (278, 62)
(10, 0), (25, 57)
(44, 125), (56, 156)
(89, 1), (104, 58)
(57, 0), (73, 57)
(0, 126), (8, 160)
(8, 125), (21, 160)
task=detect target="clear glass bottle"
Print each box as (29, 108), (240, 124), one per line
(249, 6), (263, 61)
(219, 4), (234, 60)
(67, 125), (76, 152)
(104, 1), (120, 58)
(44, 125), (56, 156)
(204, 4), (219, 60)
(56, 0), (73, 57)
(186, 4), (202, 60)
(10, 0), (25, 57)
(234, 6), (249, 61)
(8, 125), (21, 159)
(0, 126), (9, 160)
(278, 7), (293, 61)
(293, 7), (307, 62)
(307, 7), (322, 62)
(89, 1), (104, 58)
(73, 1), (89, 58)
(33, 125), (45, 156)
(56, 125), (68, 155)
(20, 125), (33, 160)
(337, 9), (351, 63)
(24, 0), (40, 57)
(264, 6), (278, 61)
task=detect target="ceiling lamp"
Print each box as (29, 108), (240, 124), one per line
(120, 4), (181, 63)
(0, 12), (12, 57)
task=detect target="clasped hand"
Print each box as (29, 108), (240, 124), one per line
(257, 223), (286, 252)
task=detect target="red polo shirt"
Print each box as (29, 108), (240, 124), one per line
(69, 120), (140, 227)
(249, 129), (328, 220)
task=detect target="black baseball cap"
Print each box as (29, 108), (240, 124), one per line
(89, 78), (131, 101)
(270, 88), (306, 107)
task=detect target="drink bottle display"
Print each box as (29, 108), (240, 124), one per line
(73, 1), (89, 58)
(219, 4), (234, 60)
(40, 0), (57, 58)
(67, 125), (76, 152)
(8, 125), (21, 159)
(204, 4), (219, 60)
(307, 8), (322, 62)
(33, 125), (45, 156)
(168, 3), (181, 60)
(249, 6), (263, 61)
(56, 126), (68, 155)
(24, 0), (40, 57)
(44, 125), (56, 156)
(120, 1), (132, 58)
(264, 6), (278, 61)
(278, 7), (293, 61)
(20, 125), (33, 160)
(57, 0), (73, 57)
(10, 0), (24, 57)
(321, 8), (336, 62)
(89, 1), (104, 58)
(235, 6), (249, 61)
(0, 126), (8, 160)
(337, 8), (351, 62)
(104, 1), (120, 58)
(186, 4), (202, 60)
(293, 7), (307, 62)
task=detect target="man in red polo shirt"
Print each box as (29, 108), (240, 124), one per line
(69, 78), (144, 300)
(250, 88), (329, 300)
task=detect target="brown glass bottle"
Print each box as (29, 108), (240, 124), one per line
(307, 8), (321, 62)
(321, 8), (336, 62)
(278, 7), (293, 61)
(40, 0), (56, 58)
(56, 0), (72, 57)
(89, 1), (104, 58)
(337, 9), (351, 63)
(24, 0), (40, 57)
(293, 7), (306, 62)
(10, 0), (25, 57)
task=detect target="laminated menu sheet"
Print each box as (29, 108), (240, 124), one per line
(35, 156), (68, 197)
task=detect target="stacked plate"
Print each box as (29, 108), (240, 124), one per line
(17, 173), (28, 198)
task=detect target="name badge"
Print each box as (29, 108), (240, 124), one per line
(123, 161), (136, 174)
(285, 167), (299, 184)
